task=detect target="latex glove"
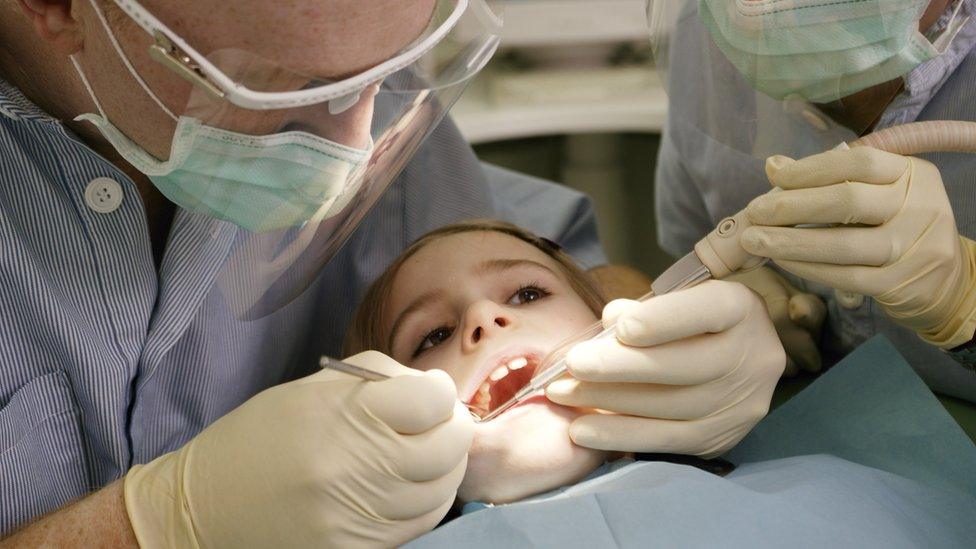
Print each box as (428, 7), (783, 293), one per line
(124, 351), (473, 548)
(726, 266), (827, 376)
(547, 280), (785, 458)
(742, 147), (976, 349)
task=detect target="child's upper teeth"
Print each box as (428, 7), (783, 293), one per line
(489, 365), (509, 382)
(507, 357), (528, 370)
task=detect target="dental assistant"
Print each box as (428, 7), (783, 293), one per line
(0, 0), (785, 546)
(653, 0), (976, 397)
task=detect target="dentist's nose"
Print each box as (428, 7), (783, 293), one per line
(462, 300), (514, 352)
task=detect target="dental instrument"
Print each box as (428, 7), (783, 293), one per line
(478, 286), (658, 423)
(319, 355), (392, 381)
(319, 356), (486, 418)
(479, 120), (976, 423)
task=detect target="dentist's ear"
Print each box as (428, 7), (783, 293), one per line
(16, 0), (83, 54)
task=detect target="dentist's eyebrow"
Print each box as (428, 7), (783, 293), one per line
(388, 288), (446, 353)
(474, 258), (558, 277)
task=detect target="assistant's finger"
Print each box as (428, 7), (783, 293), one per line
(747, 180), (904, 227)
(778, 326), (822, 373)
(547, 377), (739, 420)
(602, 298), (641, 327)
(741, 225), (895, 267)
(766, 147), (909, 190)
(612, 280), (751, 347)
(774, 259), (877, 297)
(568, 407), (765, 458)
(564, 331), (736, 385)
(788, 292), (827, 332)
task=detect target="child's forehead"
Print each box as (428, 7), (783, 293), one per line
(402, 231), (552, 273)
(388, 231), (560, 304)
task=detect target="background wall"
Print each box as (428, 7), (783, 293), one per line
(474, 133), (672, 277)
(451, 0), (675, 277)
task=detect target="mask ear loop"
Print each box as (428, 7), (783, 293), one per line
(69, 55), (109, 119)
(81, 0), (178, 122)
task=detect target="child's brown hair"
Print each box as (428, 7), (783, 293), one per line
(343, 219), (607, 356)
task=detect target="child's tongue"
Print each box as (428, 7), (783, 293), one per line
(487, 364), (536, 413)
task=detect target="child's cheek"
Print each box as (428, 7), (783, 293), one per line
(457, 403), (605, 504)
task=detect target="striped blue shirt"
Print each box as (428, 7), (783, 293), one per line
(0, 79), (606, 534)
(656, 1), (976, 401)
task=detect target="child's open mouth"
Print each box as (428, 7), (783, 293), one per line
(466, 354), (539, 418)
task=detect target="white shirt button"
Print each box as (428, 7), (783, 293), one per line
(84, 177), (124, 214)
(835, 289), (865, 309)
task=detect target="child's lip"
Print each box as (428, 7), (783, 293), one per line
(507, 391), (548, 413)
(475, 392), (551, 425)
(462, 345), (545, 403)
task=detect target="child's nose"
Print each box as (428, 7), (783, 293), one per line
(463, 301), (514, 350)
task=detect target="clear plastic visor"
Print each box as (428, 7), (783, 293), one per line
(95, 0), (502, 319)
(647, 0), (966, 142)
(109, 0), (499, 108)
(142, 0), (501, 144)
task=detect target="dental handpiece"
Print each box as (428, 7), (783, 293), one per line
(687, 121), (976, 283)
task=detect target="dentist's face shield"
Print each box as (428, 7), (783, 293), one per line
(646, 0), (968, 149)
(91, 0), (501, 318)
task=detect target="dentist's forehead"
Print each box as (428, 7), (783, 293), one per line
(143, 0), (437, 78)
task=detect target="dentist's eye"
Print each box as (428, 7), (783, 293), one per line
(508, 284), (551, 305)
(414, 326), (454, 357)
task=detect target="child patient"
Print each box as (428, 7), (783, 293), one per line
(343, 219), (614, 504)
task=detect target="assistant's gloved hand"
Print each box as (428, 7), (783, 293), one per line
(742, 147), (976, 349)
(124, 351), (473, 548)
(726, 266), (827, 376)
(547, 280), (785, 458)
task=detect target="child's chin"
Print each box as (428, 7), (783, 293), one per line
(458, 400), (606, 504)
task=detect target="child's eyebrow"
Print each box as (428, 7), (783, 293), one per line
(474, 258), (557, 277)
(388, 288), (446, 352)
(387, 259), (558, 353)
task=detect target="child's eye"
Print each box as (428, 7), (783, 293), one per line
(508, 284), (551, 305)
(414, 326), (454, 357)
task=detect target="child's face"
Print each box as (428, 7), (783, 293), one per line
(383, 231), (608, 503)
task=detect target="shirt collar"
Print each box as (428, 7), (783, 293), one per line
(878, 0), (976, 128)
(0, 77), (61, 124)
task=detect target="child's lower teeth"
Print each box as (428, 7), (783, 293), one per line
(469, 383), (492, 413)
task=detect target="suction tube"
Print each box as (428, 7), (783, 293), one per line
(851, 120), (976, 154)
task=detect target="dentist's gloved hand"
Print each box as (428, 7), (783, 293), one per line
(547, 280), (785, 458)
(124, 351), (473, 548)
(742, 147), (976, 349)
(726, 266), (827, 376)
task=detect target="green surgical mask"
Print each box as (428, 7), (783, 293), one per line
(699, 0), (960, 103)
(69, 59), (370, 234)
